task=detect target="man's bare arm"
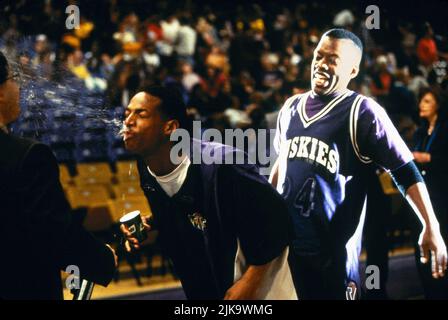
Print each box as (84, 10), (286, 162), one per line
(269, 158), (280, 188)
(406, 182), (447, 278)
(224, 261), (271, 300)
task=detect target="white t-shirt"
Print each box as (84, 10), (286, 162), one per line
(159, 19), (180, 56)
(147, 156), (191, 197)
(175, 25), (197, 56)
(234, 242), (298, 300)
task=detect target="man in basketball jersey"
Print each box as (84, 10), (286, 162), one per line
(270, 29), (447, 299)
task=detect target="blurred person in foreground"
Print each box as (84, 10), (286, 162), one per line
(413, 87), (448, 299)
(120, 85), (296, 300)
(270, 29), (447, 299)
(0, 51), (117, 300)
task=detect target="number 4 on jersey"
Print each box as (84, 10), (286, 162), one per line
(294, 178), (316, 217)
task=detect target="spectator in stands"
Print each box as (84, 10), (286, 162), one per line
(67, 48), (107, 91)
(175, 16), (197, 65)
(408, 64), (429, 99)
(180, 60), (201, 93)
(231, 70), (256, 109)
(108, 59), (143, 107)
(158, 13), (180, 69)
(142, 42), (161, 73)
(260, 52), (284, 92)
(31, 34), (54, 79)
(413, 87), (448, 299)
(0, 51), (117, 299)
(417, 23), (439, 69)
(202, 65), (227, 99)
(370, 55), (393, 108)
(388, 68), (418, 119)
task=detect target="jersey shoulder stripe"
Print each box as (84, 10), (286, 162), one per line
(349, 94), (372, 164)
(276, 92), (306, 130)
(280, 92), (306, 115)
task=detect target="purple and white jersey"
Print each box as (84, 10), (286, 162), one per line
(274, 90), (413, 280)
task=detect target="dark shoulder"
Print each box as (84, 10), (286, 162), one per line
(0, 133), (57, 190)
(21, 142), (58, 170)
(435, 119), (448, 143)
(15, 142), (60, 193)
(0, 132), (39, 173)
(217, 162), (269, 188)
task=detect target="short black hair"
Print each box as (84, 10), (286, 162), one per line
(419, 86), (442, 105)
(0, 51), (9, 85)
(418, 86), (447, 120)
(323, 28), (363, 53)
(139, 85), (190, 130)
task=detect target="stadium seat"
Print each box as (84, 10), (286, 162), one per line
(66, 185), (113, 231)
(113, 182), (145, 199)
(21, 110), (47, 123)
(82, 117), (107, 134)
(51, 121), (77, 134)
(115, 160), (140, 183)
(109, 106), (125, 120)
(75, 143), (110, 163)
(66, 185), (111, 209)
(116, 160), (138, 175)
(52, 148), (76, 164)
(49, 134), (75, 146)
(75, 162), (113, 185)
(18, 121), (50, 139)
(111, 147), (135, 161)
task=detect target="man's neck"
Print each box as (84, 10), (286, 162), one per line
(311, 87), (348, 99)
(143, 143), (179, 176)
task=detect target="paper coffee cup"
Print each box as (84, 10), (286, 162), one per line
(120, 210), (147, 243)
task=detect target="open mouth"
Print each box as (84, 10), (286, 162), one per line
(119, 125), (135, 141)
(124, 132), (136, 141)
(313, 72), (331, 88)
(121, 129), (136, 141)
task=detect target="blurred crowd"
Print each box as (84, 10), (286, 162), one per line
(0, 0), (447, 141)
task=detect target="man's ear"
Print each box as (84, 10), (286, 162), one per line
(350, 65), (359, 79)
(164, 119), (180, 135)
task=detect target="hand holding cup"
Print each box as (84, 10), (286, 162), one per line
(119, 210), (152, 252)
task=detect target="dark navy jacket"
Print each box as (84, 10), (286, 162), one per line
(137, 139), (291, 299)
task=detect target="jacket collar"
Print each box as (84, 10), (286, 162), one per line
(137, 139), (265, 217)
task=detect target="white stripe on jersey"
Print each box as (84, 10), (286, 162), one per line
(274, 92), (305, 154)
(349, 95), (372, 164)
